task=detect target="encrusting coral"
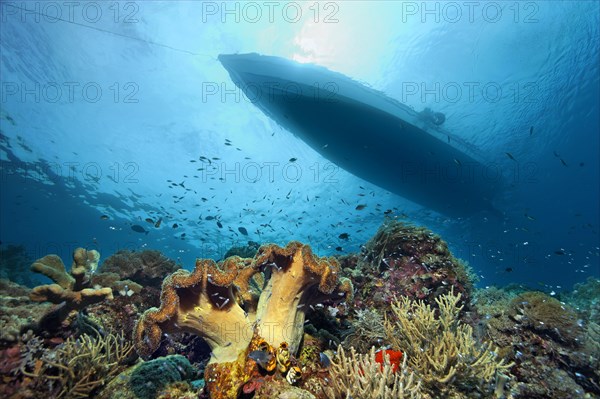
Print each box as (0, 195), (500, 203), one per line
(483, 288), (598, 397)
(342, 221), (475, 311)
(100, 249), (180, 287)
(509, 291), (583, 345)
(384, 289), (512, 397)
(29, 248), (113, 329)
(0, 279), (52, 342)
(133, 241), (353, 399)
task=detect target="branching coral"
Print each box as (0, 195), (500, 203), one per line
(29, 249), (113, 329)
(133, 241), (353, 399)
(31, 331), (134, 398)
(324, 346), (422, 399)
(384, 289), (512, 397)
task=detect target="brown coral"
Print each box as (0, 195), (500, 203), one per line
(100, 249), (180, 287)
(29, 249), (113, 329)
(133, 241), (353, 399)
(509, 291), (583, 345)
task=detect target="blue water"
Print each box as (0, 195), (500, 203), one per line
(0, 1), (598, 290)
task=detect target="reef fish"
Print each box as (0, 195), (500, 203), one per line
(131, 225), (148, 235)
(248, 350), (273, 370)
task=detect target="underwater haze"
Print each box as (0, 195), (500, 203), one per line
(1, 0), (599, 292)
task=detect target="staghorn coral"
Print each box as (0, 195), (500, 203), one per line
(29, 249), (113, 329)
(133, 241), (353, 399)
(324, 346), (422, 399)
(384, 289), (512, 397)
(31, 331), (134, 399)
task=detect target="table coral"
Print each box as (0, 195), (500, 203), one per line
(133, 241), (353, 399)
(29, 248), (113, 329)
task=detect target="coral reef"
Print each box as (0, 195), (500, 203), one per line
(342, 221), (475, 311)
(253, 385), (317, 398)
(342, 308), (386, 353)
(0, 279), (52, 342)
(508, 291), (583, 345)
(133, 241), (353, 399)
(223, 240), (261, 259)
(29, 249), (113, 329)
(28, 331), (134, 399)
(130, 355), (197, 398)
(324, 346), (422, 399)
(97, 355), (200, 399)
(4, 221), (599, 399)
(482, 289), (599, 398)
(563, 277), (600, 324)
(100, 249), (180, 287)
(384, 289), (512, 397)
